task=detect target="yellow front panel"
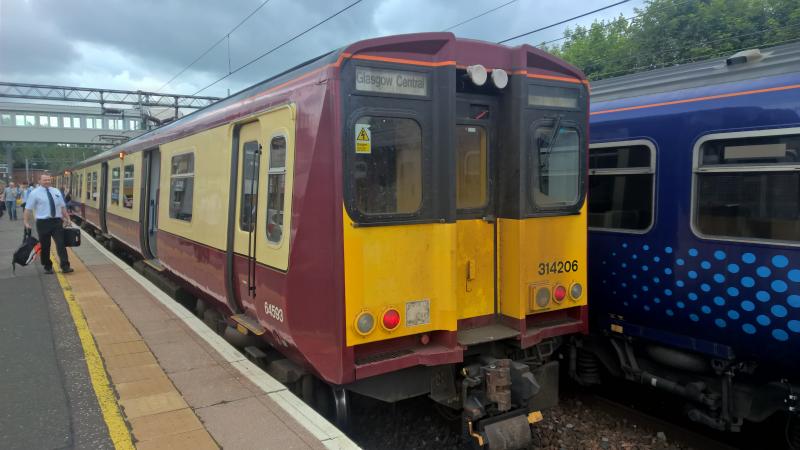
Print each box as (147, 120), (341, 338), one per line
(455, 219), (494, 319)
(158, 125), (231, 250)
(343, 212), (458, 346)
(498, 205), (588, 319)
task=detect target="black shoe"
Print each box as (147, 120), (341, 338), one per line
(61, 267), (74, 274)
(43, 267), (54, 274)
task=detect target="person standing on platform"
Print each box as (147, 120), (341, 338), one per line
(20, 182), (31, 208)
(23, 175), (73, 274)
(3, 182), (19, 220)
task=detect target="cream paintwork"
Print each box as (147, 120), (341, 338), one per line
(232, 104), (296, 271)
(158, 125), (230, 251)
(156, 103), (296, 273)
(105, 153), (141, 221)
(82, 163), (101, 209)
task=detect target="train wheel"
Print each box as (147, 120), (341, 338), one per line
(202, 308), (224, 334)
(195, 298), (208, 318)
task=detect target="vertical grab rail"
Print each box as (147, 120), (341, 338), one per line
(246, 143), (262, 297)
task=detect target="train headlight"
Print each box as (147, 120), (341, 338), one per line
(355, 311), (375, 335)
(466, 65), (487, 86)
(570, 283), (583, 300)
(554, 285), (567, 303)
(381, 308), (401, 331)
(491, 69), (508, 89)
(536, 287), (551, 308)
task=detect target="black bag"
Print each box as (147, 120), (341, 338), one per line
(13, 229), (40, 273)
(63, 227), (81, 247)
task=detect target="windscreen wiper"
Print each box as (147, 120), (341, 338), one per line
(540, 115), (563, 171)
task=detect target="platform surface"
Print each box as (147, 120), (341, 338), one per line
(0, 215), (356, 449)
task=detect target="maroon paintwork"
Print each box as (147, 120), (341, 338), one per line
(83, 205), (101, 229)
(105, 212), (141, 253)
(70, 33), (588, 386)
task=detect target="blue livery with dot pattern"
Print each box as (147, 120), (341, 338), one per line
(590, 70), (800, 371)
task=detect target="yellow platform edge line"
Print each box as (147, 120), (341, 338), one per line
(54, 268), (135, 450)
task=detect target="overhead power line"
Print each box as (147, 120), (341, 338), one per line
(193, 0), (363, 96)
(444, 0), (518, 32)
(158, 0), (274, 92)
(497, 0), (631, 44)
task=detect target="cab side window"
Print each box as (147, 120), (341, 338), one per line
(266, 136), (286, 244)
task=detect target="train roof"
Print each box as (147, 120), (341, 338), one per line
(590, 41), (800, 103)
(69, 32), (584, 171)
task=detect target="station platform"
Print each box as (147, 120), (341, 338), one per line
(0, 217), (357, 450)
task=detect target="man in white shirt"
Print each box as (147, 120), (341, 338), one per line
(23, 175), (73, 274)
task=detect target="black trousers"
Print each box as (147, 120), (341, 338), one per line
(36, 218), (70, 270)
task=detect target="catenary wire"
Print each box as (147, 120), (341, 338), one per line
(444, 0), (518, 32)
(192, 0), (364, 96)
(157, 0), (274, 92)
(497, 0), (631, 44)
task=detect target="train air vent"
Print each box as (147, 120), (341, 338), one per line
(726, 49), (762, 66)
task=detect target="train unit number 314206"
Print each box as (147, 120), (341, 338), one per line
(538, 260), (579, 275)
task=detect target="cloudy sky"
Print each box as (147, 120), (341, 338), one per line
(0, 0), (645, 100)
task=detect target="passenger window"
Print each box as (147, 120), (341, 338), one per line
(531, 123), (580, 208)
(91, 172), (98, 201)
(169, 154), (194, 221)
(456, 125), (488, 210)
(588, 143), (654, 231)
(240, 141), (260, 231)
(353, 116), (422, 215)
(111, 166), (120, 206)
(266, 136), (286, 244)
(123, 164), (135, 209)
(85, 173), (91, 200)
(695, 132), (800, 242)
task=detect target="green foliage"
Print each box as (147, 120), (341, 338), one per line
(9, 143), (106, 172)
(544, 0), (800, 80)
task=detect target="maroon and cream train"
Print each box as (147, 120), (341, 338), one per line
(65, 33), (590, 445)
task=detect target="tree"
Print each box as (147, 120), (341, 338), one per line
(545, 0), (800, 80)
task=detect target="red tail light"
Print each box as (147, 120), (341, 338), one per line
(382, 309), (400, 330)
(554, 285), (567, 302)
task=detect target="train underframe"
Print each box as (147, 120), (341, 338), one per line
(570, 333), (799, 442)
(345, 337), (563, 450)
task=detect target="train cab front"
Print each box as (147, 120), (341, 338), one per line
(337, 33), (588, 449)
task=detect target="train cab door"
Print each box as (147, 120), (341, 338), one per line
(99, 162), (108, 233)
(228, 108), (295, 325)
(140, 148), (161, 259)
(455, 95), (497, 321)
(231, 121), (262, 315)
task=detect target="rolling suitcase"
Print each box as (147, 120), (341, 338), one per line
(63, 227), (81, 247)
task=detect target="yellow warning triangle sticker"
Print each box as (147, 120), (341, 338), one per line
(356, 128), (370, 141)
